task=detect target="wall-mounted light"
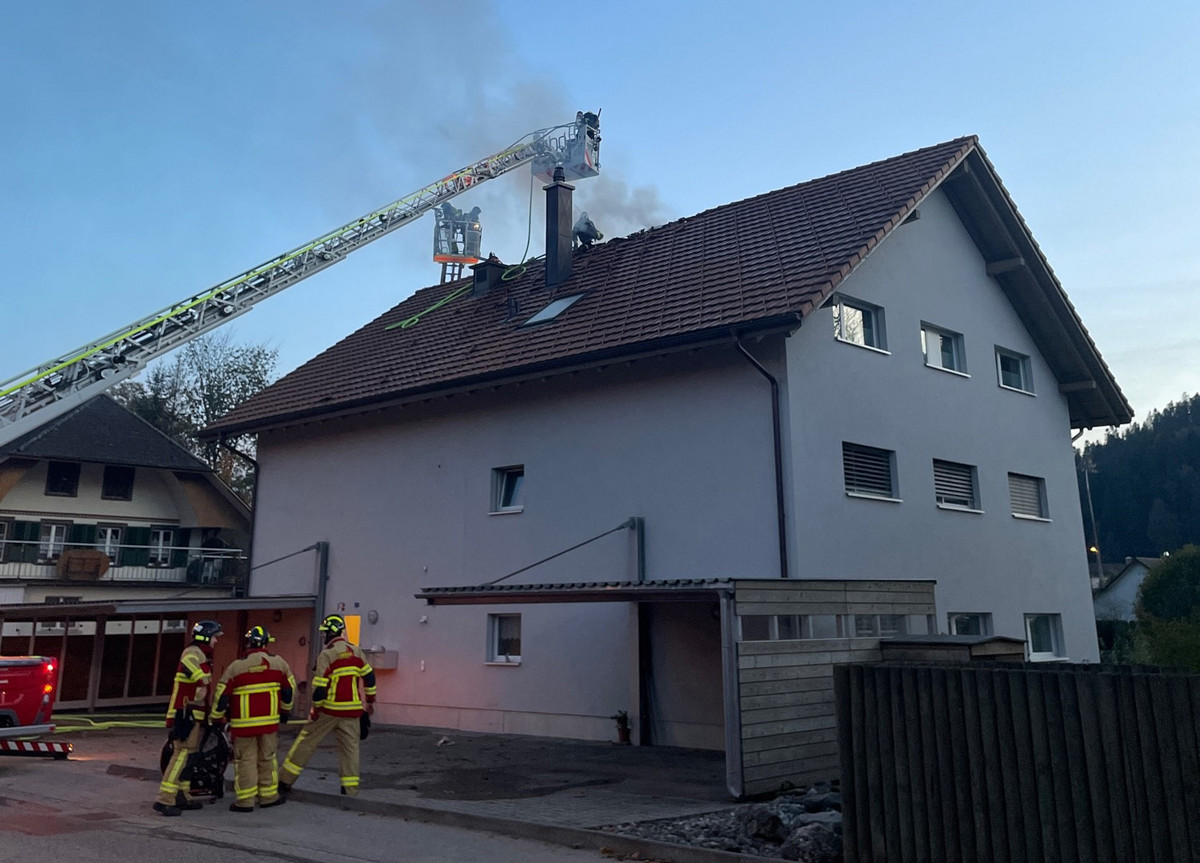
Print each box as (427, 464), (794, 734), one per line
(367, 609), (379, 625)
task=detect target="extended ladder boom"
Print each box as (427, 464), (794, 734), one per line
(0, 113), (601, 446)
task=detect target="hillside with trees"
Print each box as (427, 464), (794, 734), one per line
(1078, 393), (1200, 564)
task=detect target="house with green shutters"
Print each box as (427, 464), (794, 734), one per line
(0, 395), (249, 605)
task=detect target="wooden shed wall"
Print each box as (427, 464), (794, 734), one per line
(734, 580), (937, 797)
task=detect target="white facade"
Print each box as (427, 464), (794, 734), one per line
(783, 188), (1097, 661)
(249, 187), (1101, 744)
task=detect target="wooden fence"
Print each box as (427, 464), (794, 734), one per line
(834, 661), (1200, 863)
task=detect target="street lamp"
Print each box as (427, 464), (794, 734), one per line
(1081, 455), (1104, 585)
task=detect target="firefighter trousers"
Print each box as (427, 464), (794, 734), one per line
(157, 722), (203, 806)
(281, 712), (360, 796)
(231, 732), (281, 807)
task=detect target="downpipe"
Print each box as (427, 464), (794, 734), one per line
(736, 339), (789, 580)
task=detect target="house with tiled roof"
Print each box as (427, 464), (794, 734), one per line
(0, 395), (250, 604)
(1095, 555), (1162, 622)
(203, 137), (1130, 793)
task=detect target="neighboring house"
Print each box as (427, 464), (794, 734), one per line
(0, 395), (258, 708)
(203, 137), (1131, 784)
(1094, 555), (1161, 622)
(0, 395), (250, 604)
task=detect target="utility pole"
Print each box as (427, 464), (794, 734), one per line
(1081, 454), (1103, 584)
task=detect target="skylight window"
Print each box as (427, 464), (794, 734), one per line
(521, 293), (584, 326)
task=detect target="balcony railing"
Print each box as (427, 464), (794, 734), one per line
(0, 540), (247, 587)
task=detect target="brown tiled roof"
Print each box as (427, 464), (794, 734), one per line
(205, 136), (1130, 436)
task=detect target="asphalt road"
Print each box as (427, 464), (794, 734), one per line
(0, 744), (612, 863)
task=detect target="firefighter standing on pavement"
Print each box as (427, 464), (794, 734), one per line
(155, 619), (222, 816)
(280, 614), (376, 797)
(210, 625), (296, 812)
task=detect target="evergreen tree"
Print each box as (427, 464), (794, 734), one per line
(1079, 393), (1200, 562)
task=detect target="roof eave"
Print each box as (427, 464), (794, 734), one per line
(199, 313), (803, 440)
(940, 150), (1133, 429)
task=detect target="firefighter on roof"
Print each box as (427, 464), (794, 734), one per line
(155, 619), (221, 816)
(210, 625), (296, 812)
(279, 614), (376, 797)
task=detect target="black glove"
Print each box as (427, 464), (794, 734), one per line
(280, 711), (292, 725)
(172, 707), (195, 741)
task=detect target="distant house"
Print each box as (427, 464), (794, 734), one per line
(204, 137), (1131, 793)
(0, 395), (250, 605)
(1094, 556), (1161, 622)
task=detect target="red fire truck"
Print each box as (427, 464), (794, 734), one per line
(0, 655), (71, 757)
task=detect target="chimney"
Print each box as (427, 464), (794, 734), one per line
(544, 166), (574, 288)
(470, 254), (506, 297)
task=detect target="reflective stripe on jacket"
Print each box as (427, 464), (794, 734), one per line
(210, 650), (296, 737)
(165, 643), (213, 726)
(311, 637), (376, 717)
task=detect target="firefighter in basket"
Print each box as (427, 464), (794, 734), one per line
(210, 625), (296, 812)
(154, 619), (222, 816)
(279, 614), (376, 797)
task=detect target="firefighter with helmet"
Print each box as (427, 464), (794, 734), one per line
(280, 614), (376, 797)
(210, 625), (296, 812)
(155, 619), (222, 816)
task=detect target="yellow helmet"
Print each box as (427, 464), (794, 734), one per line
(319, 614), (346, 641)
(245, 625), (273, 648)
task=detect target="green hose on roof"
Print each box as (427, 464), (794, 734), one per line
(386, 284), (471, 331)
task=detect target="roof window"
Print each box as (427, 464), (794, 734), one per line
(521, 294), (584, 326)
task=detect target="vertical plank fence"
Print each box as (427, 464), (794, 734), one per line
(835, 662), (1200, 863)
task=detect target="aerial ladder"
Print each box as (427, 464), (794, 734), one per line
(0, 112), (601, 447)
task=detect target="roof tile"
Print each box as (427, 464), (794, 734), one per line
(208, 138), (991, 434)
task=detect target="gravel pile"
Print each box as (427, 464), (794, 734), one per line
(601, 780), (843, 862)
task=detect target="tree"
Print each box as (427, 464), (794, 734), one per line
(1135, 544), (1200, 671)
(110, 331), (277, 501)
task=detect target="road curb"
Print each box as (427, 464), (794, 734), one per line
(107, 763), (760, 863)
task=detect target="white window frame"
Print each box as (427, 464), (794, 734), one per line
(38, 522), (70, 561)
(996, 347), (1034, 394)
(148, 527), (174, 567)
(486, 613), (522, 664)
(948, 612), (993, 636)
(1025, 613), (1065, 661)
(1008, 473), (1049, 520)
(95, 525), (123, 561)
(933, 459), (981, 512)
(921, 323), (968, 375)
(490, 465), (525, 514)
(832, 295), (888, 352)
(842, 442), (900, 501)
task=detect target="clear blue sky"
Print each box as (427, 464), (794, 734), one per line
(2, 1), (1197, 434)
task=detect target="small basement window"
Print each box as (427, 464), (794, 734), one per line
(522, 294), (585, 326)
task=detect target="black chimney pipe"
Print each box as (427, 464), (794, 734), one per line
(544, 166), (574, 288)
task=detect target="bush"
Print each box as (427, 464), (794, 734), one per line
(1138, 545), (1200, 621)
(1140, 615), (1200, 671)
(1136, 545), (1200, 671)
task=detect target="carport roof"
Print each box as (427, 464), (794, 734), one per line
(0, 594), (316, 620)
(417, 578), (735, 605)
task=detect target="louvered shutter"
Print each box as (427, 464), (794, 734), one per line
(1008, 473), (1045, 517)
(933, 460), (976, 507)
(843, 443), (894, 497)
